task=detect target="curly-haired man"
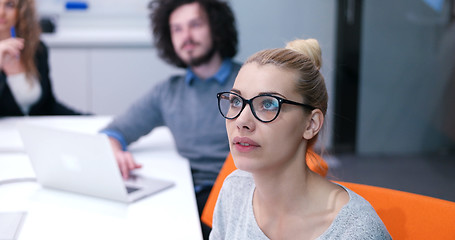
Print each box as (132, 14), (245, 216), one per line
(101, 0), (240, 238)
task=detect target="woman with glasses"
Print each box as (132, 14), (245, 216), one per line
(0, 0), (82, 116)
(210, 39), (390, 239)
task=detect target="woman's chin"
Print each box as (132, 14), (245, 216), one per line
(233, 155), (261, 173)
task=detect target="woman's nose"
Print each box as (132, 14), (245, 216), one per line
(235, 104), (256, 132)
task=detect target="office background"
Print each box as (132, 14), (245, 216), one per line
(36, 0), (455, 200)
(38, 0), (336, 147)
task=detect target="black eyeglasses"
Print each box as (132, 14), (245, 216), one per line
(217, 92), (315, 123)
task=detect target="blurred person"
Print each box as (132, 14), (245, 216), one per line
(0, 0), (83, 116)
(211, 39), (391, 239)
(100, 0), (239, 237)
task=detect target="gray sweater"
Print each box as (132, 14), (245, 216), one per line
(211, 170), (392, 240)
(103, 61), (241, 186)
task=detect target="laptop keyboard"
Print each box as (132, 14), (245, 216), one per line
(126, 186), (140, 194)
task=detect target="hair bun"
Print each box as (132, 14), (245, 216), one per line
(285, 39), (322, 70)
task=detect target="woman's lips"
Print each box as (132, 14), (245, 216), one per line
(232, 136), (260, 153)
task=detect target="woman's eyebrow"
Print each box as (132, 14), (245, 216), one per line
(230, 89), (241, 94)
(230, 89), (287, 99)
(258, 91), (286, 98)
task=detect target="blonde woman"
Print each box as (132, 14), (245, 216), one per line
(0, 0), (82, 116)
(211, 39), (391, 239)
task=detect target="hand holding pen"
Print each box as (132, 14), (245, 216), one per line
(0, 26), (24, 72)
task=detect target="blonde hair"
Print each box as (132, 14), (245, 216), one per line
(285, 38), (322, 70)
(244, 38), (329, 175)
(15, 0), (41, 80)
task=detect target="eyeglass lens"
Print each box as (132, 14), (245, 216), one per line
(218, 92), (280, 122)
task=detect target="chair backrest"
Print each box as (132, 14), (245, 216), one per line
(201, 153), (236, 228)
(334, 181), (455, 239)
(201, 151), (328, 228)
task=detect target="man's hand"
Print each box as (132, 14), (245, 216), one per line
(108, 137), (142, 179)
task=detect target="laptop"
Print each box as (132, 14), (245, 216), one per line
(17, 123), (174, 203)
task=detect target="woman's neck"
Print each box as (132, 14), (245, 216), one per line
(251, 152), (349, 239)
(253, 164), (316, 216)
(251, 145), (317, 213)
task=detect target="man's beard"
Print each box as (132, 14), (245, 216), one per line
(187, 45), (217, 67)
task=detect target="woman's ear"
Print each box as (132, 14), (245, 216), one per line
(303, 109), (324, 140)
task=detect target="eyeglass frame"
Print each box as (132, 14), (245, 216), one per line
(217, 91), (316, 123)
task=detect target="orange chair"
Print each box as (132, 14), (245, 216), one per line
(201, 154), (455, 239)
(334, 181), (455, 239)
(201, 151), (328, 228)
(201, 153), (236, 228)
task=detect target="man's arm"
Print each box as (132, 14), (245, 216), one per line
(100, 79), (168, 178)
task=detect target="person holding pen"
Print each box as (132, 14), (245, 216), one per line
(0, 0), (83, 116)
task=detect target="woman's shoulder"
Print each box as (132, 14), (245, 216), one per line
(220, 169), (255, 194)
(216, 170), (255, 218)
(34, 40), (49, 62)
(338, 184), (378, 212)
(33, 40), (46, 51)
(334, 184), (381, 219)
(225, 169), (254, 184)
(321, 183), (391, 239)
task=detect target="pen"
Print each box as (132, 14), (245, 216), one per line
(10, 26), (20, 59)
(10, 26), (16, 38)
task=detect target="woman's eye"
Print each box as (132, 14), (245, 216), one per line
(5, 1), (15, 8)
(230, 97), (242, 107)
(262, 99), (278, 111)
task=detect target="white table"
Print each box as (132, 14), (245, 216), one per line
(0, 116), (203, 240)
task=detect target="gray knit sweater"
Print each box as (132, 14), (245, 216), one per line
(103, 61), (241, 186)
(211, 170), (392, 239)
